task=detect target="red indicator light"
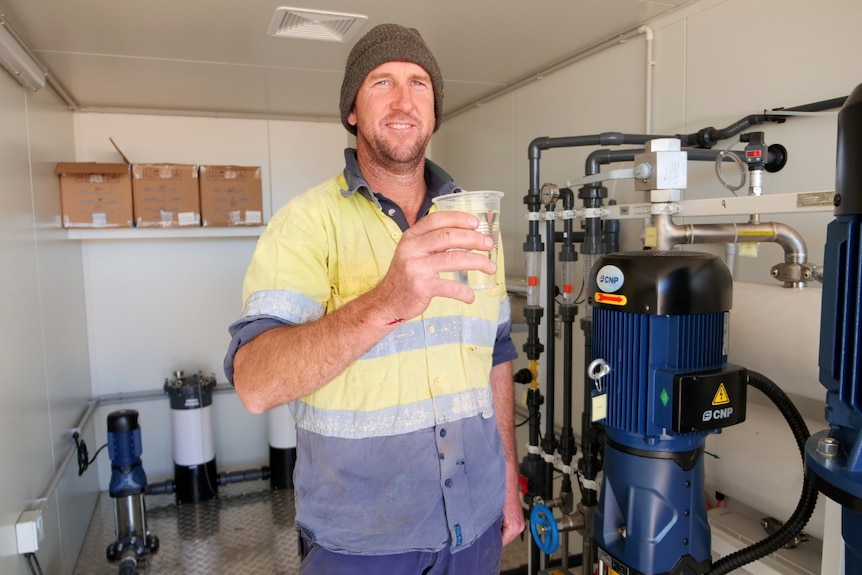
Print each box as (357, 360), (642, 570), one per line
(563, 284), (573, 293)
(746, 150), (762, 158)
(528, 276), (538, 287)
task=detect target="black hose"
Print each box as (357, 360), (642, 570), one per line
(218, 467), (270, 485)
(706, 370), (819, 575)
(146, 479), (174, 495)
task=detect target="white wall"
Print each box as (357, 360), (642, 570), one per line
(0, 95), (348, 573)
(71, 113), (348, 489)
(435, 0), (861, 569)
(0, 72), (96, 572)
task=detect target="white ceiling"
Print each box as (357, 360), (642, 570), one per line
(1, 0), (701, 121)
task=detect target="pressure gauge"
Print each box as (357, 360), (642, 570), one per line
(540, 183), (559, 206)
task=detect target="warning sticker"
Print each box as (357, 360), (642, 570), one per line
(712, 383), (730, 406)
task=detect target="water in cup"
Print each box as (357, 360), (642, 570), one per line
(431, 190), (503, 290)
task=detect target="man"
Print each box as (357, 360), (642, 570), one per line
(224, 23), (524, 574)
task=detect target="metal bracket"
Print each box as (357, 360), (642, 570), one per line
(760, 516), (811, 548)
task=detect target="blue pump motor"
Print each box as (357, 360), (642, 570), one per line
(108, 410), (147, 497)
(105, 410), (159, 573)
(589, 251), (747, 575)
(805, 82), (862, 572)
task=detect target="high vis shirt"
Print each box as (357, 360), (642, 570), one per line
(225, 151), (517, 555)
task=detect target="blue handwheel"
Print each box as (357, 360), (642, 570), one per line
(530, 504), (559, 554)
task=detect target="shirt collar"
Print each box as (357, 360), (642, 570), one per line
(340, 148), (461, 208)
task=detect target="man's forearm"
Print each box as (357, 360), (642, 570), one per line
(490, 361), (518, 484)
(233, 287), (399, 413)
(490, 360), (526, 544)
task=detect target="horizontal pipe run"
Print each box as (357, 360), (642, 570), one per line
(653, 214), (808, 263)
(98, 382), (236, 405)
(33, 399), (99, 514)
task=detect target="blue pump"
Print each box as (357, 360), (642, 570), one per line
(589, 251), (746, 575)
(105, 410), (159, 575)
(805, 82), (862, 573)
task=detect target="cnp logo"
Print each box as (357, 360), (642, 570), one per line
(596, 265), (624, 293)
(702, 407), (734, 422)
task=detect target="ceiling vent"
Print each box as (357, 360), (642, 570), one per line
(267, 7), (367, 42)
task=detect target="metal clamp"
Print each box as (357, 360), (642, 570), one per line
(587, 358), (611, 391)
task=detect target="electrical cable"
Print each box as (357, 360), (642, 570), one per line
(516, 411), (536, 428)
(197, 377), (219, 495)
(73, 432), (107, 476)
(24, 552), (43, 575)
(573, 276), (586, 305)
(705, 370), (819, 575)
(714, 144), (747, 195)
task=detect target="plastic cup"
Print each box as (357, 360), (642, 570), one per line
(432, 190), (503, 290)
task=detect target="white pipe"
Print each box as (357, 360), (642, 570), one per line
(639, 25), (654, 134)
(724, 242), (738, 278)
(268, 403), (297, 449)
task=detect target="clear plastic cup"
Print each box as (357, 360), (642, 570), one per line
(432, 190), (503, 290)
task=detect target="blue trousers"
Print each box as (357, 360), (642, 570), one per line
(299, 516), (503, 575)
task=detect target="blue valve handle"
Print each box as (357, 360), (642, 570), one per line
(530, 504), (560, 554)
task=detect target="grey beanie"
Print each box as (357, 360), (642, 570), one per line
(340, 23), (444, 135)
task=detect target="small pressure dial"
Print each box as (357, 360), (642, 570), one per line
(540, 183), (559, 205)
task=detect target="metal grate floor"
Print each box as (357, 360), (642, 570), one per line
(74, 481), (301, 575)
(74, 481), (530, 574)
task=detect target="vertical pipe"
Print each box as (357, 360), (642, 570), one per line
(543, 215), (557, 503)
(526, 143), (545, 575)
(640, 26), (654, 135)
(559, 188), (578, 512)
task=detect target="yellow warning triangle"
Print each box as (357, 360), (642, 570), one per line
(712, 383), (730, 405)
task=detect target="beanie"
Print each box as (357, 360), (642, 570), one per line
(340, 24), (444, 135)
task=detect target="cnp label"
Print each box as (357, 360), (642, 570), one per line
(702, 407), (734, 422)
(596, 265), (624, 293)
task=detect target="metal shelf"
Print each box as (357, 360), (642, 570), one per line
(65, 226), (264, 240)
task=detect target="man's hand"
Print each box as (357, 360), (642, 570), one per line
(501, 484), (526, 546)
(373, 210), (496, 323)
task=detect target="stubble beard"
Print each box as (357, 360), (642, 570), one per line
(359, 122), (431, 175)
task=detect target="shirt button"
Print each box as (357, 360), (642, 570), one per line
(445, 479), (453, 488)
(429, 325), (435, 334)
(440, 428), (447, 438)
(433, 377), (441, 386)
(388, 208), (396, 216)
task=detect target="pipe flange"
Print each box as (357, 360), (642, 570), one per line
(770, 262), (814, 285)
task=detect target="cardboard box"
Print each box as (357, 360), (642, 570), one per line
(131, 164), (200, 227)
(199, 165), (263, 227)
(56, 163), (134, 228)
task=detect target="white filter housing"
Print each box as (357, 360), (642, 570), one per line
(268, 403), (297, 449)
(172, 405), (215, 466)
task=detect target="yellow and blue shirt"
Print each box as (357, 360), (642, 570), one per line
(225, 149), (517, 555)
